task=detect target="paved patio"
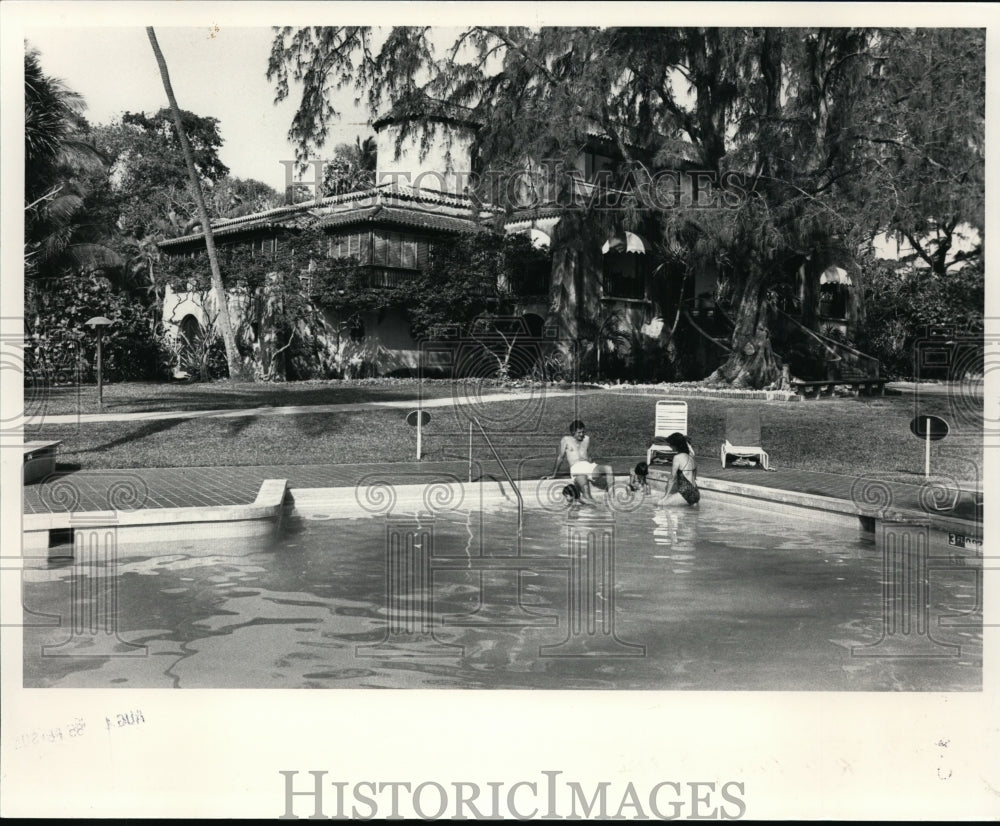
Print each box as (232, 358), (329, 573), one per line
(22, 454), (983, 527)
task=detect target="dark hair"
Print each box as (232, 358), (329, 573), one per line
(569, 420), (585, 432)
(562, 484), (580, 500)
(664, 432), (691, 454)
(634, 462), (648, 476)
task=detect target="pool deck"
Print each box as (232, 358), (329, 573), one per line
(22, 455), (983, 533)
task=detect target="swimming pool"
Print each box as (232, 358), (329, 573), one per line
(22, 483), (981, 690)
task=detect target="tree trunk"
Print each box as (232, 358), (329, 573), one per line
(147, 27), (244, 381)
(547, 213), (605, 380)
(705, 266), (783, 388)
(259, 271), (286, 380)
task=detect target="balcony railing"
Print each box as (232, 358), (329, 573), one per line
(362, 265), (417, 289)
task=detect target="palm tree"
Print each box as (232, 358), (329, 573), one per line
(323, 135), (377, 195)
(146, 27), (243, 380)
(24, 46), (121, 282)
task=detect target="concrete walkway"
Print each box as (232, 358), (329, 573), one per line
(22, 384), (984, 528)
(885, 380), (984, 397)
(22, 454), (983, 530)
(36, 388), (596, 425)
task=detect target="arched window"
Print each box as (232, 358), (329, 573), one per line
(601, 232), (649, 300)
(818, 266), (853, 320)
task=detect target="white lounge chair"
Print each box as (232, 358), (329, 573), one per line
(720, 407), (770, 470)
(646, 400), (690, 466)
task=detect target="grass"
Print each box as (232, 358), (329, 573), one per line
(24, 377), (523, 417)
(25, 386), (984, 483)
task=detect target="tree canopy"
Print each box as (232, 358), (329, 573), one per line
(269, 26), (984, 387)
(24, 45), (120, 284)
(91, 108), (231, 240)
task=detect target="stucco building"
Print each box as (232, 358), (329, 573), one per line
(159, 101), (874, 383)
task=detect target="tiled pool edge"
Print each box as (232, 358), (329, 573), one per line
(21, 473), (981, 554)
(22, 479), (288, 554)
(289, 476), (980, 538)
(692, 476), (980, 537)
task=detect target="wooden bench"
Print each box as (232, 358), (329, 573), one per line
(23, 440), (62, 484)
(791, 379), (886, 399)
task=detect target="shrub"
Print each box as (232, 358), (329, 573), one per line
(25, 274), (170, 383)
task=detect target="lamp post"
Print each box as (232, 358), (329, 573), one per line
(84, 316), (112, 409)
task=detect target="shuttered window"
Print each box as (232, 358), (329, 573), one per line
(374, 232), (388, 264)
(401, 237), (417, 268)
(328, 231), (371, 263)
(372, 230), (419, 270)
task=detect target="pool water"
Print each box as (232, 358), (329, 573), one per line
(22, 495), (982, 690)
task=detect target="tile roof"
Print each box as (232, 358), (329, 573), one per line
(315, 205), (485, 234)
(504, 209), (565, 230)
(372, 95), (483, 131)
(159, 183), (499, 248)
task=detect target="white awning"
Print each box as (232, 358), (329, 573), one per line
(528, 228), (551, 249)
(819, 266), (853, 286)
(602, 231), (649, 255)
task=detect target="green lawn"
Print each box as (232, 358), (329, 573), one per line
(24, 377), (522, 416)
(25, 387), (983, 483)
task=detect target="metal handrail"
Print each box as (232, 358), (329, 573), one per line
(680, 308), (733, 352)
(471, 416), (523, 537)
(777, 309), (881, 377)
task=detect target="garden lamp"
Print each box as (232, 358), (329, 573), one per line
(84, 316), (113, 408)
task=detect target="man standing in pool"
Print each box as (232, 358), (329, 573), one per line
(545, 419), (615, 500)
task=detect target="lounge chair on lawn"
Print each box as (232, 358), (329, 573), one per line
(720, 407), (770, 470)
(646, 400), (690, 466)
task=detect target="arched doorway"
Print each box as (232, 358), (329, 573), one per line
(177, 314), (202, 375)
(522, 312), (544, 338)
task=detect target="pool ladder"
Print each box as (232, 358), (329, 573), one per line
(470, 417), (523, 540)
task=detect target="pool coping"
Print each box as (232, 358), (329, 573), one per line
(20, 470), (981, 555)
(22, 479), (288, 554)
(288, 476), (979, 536)
(660, 472), (981, 537)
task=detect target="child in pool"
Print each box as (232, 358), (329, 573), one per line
(562, 483), (596, 509)
(628, 461), (650, 494)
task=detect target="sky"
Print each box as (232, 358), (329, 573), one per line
(18, 15), (990, 264)
(24, 26), (372, 194)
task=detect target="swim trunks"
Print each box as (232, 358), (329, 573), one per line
(570, 461), (598, 476)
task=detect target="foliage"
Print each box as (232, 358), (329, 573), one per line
(89, 109), (279, 311)
(25, 275), (170, 383)
(268, 26), (984, 388)
(91, 108), (230, 242)
(401, 232), (503, 340)
(322, 135), (377, 195)
(160, 226), (389, 380)
(853, 258), (984, 379)
(162, 227), (381, 314)
(339, 336), (395, 378)
(268, 28), (434, 163)
(402, 231), (549, 341)
(24, 45), (121, 284)
(208, 177), (284, 220)
(160, 226), (553, 380)
(839, 29), (985, 276)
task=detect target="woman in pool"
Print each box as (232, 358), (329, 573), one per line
(658, 432), (700, 507)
